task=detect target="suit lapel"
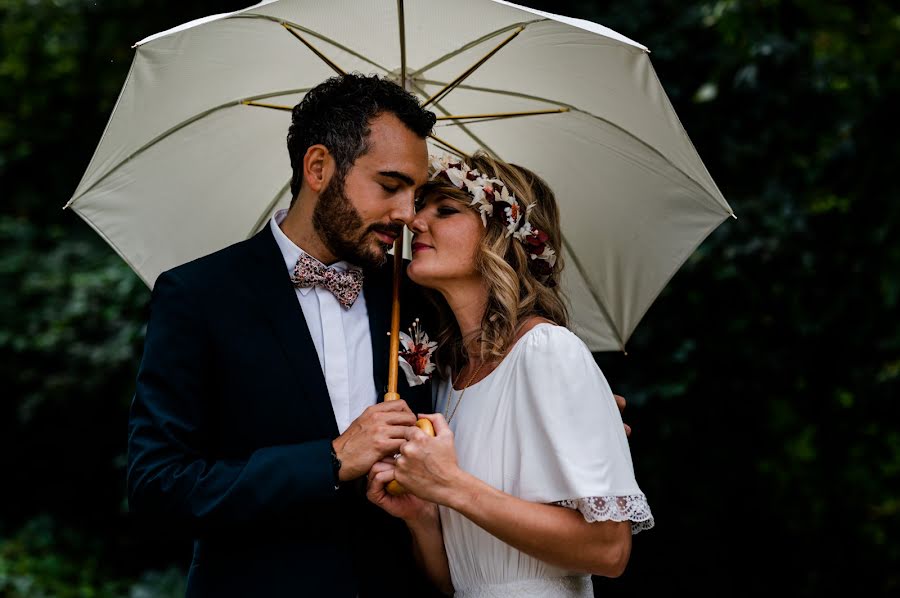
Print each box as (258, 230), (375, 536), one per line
(244, 227), (339, 438)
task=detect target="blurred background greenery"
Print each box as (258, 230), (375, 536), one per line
(1, 0), (897, 596)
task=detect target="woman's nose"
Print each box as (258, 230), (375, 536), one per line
(409, 211), (428, 234)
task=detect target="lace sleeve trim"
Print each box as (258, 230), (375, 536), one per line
(553, 495), (655, 535)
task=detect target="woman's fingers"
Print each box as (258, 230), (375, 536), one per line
(374, 469), (395, 487)
(369, 460), (393, 478)
(367, 466), (396, 492)
(419, 412), (451, 436)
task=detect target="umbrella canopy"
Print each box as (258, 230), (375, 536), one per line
(67, 0), (734, 352)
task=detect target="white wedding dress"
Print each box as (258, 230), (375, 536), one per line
(433, 324), (654, 597)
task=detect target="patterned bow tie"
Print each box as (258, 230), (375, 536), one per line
(290, 253), (364, 309)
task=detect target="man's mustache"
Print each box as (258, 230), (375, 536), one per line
(368, 223), (403, 238)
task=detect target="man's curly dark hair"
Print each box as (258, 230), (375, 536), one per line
(286, 73), (436, 204)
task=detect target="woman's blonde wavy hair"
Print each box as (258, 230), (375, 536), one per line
(419, 151), (569, 377)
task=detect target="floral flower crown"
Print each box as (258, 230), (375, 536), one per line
(429, 154), (558, 283)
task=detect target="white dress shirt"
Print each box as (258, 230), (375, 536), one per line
(270, 210), (378, 434)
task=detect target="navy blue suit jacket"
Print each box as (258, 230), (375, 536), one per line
(127, 226), (440, 597)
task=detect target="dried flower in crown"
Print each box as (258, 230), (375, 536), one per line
(429, 154), (557, 283)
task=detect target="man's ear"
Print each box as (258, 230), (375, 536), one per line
(303, 145), (334, 193)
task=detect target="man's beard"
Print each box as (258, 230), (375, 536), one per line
(312, 175), (402, 269)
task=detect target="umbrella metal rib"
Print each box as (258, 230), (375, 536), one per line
(427, 134), (470, 159)
(242, 100), (292, 111)
(433, 108), (570, 122)
(232, 13), (390, 73)
(408, 79), (499, 158)
(408, 21), (541, 78)
(244, 101), (567, 125)
(398, 0), (407, 88)
(281, 24), (345, 76)
(422, 26), (524, 108)
(415, 78), (575, 109)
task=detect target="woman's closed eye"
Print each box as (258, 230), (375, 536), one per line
(437, 206), (459, 216)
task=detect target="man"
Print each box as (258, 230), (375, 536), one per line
(127, 74), (441, 597)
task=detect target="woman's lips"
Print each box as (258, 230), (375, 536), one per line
(411, 242), (432, 253)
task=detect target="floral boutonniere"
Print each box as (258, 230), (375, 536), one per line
(397, 318), (437, 387)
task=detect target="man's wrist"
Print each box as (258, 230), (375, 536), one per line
(329, 442), (342, 489)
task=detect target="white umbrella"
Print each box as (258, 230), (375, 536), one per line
(66, 0), (734, 352)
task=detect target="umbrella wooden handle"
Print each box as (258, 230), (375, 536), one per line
(384, 236), (435, 496)
(385, 419), (435, 496)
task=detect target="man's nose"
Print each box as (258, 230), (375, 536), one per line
(390, 191), (416, 226)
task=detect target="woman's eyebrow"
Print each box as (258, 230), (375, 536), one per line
(415, 193), (442, 210)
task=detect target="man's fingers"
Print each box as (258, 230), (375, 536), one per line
(363, 401), (415, 426)
(381, 411), (418, 426)
(612, 395), (630, 436)
(373, 400), (415, 415)
(384, 425), (416, 439)
(404, 425), (428, 442)
(378, 438), (405, 456)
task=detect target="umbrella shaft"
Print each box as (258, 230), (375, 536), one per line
(386, 236), (403, 398)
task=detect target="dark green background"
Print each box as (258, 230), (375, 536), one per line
(1, 1), (897, 596)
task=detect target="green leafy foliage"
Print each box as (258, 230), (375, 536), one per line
(0, 516), (184, 598)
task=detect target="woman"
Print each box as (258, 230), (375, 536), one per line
(367, 152), (654, 597)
